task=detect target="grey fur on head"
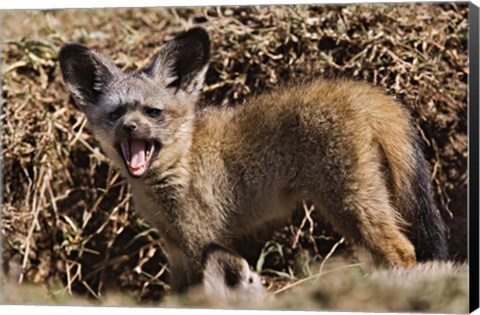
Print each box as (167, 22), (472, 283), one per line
(59, 27), (210, 109)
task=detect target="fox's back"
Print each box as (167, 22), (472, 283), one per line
(195, 78), (411, 155)
(193, 79), (411, 187)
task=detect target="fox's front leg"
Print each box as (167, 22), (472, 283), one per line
(162, 239), (203, 293)
(162, 217), (222, 292)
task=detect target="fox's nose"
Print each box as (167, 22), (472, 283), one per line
(123, 122), (138, 133)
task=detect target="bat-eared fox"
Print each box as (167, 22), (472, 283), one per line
(59, 27), (448, 296)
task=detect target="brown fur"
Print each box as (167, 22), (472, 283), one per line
(152, 79), (415, 278)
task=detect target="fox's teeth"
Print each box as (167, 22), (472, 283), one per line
(146, 142), (153, 157)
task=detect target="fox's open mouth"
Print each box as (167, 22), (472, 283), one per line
(119, 139), (157, 177)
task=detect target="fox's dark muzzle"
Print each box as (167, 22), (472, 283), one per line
(123, 122), (138, 133)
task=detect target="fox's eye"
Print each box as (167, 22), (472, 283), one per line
(146, 107), (162, 118)
(108, 108), (125, 122)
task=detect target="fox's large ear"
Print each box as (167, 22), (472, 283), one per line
(59, 44), (120, 107)
(145, 27), (210, 94)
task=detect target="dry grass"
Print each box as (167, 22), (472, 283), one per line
(1, 2), (468, 310)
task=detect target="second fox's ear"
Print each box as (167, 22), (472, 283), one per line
(59, 44), (120, 107)
(202, 243), (248, 289)
(201, 242), (269, 303)
(145, 27), (210, 94)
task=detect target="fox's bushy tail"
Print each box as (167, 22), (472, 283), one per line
(403, 136), (448, 260)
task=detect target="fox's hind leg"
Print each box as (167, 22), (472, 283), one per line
(316, 189), (416, 268)
(314, 150), (417, 268)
